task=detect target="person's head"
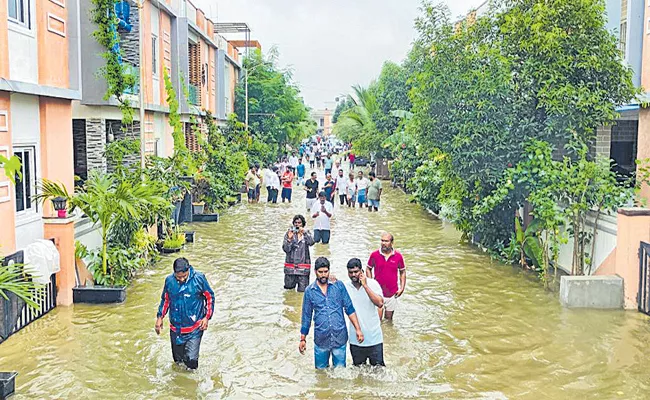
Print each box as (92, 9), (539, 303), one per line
(348, 172), (354, 180)
(292, 214), (306, 228)
(173, 257), (191, 283)
(299, 159), (303, 164)
(314, 257), (330, 284)
(338, 169), (344, 177)
(272, 166), (278, 173)
(311, 172), (317, 180)
(319, 191), (327, 204)
(369, 171), (376, 181)
(381, 232), (394, 253)
(250, 165), (256, 172)
(326, 173), (332, 181)
(357, 171), (364, 179)
(346, 258), (363, 283)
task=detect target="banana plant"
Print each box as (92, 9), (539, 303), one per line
(512, 217), (543, 271)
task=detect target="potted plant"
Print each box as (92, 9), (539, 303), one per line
(192, 201), (205, 214)
(162, 226), (186, 253)
(71, 171), (167, 304)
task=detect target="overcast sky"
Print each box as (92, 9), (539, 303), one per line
(194, 0), (486, 110)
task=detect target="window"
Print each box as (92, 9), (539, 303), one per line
(620, 22), (627, 53)
(8, 0), (30, 28)
(13, 147), (36, 213)
(320, 118), (324, 127)
(152, 35), (159, 76)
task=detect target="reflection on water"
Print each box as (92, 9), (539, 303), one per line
(2, 168), (650, 399)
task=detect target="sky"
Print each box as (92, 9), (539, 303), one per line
(193, 0), (486, 110)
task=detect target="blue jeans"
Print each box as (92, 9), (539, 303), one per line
(314, 343), (346, 369)
(170, 330), (203, 369)
(313, 229), (331, 244)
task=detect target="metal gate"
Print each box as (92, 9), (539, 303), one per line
(0, 250), (57, 343)
(638, 242), (650, 315)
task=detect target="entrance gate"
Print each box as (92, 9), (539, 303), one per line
(638, 242), (650, 315)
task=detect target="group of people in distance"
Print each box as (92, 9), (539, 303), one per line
(298, 233), (406, 369)
(305, 169), (383, 212)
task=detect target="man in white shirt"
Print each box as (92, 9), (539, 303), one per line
(263, 167), (276, 203)
(289, 153), (299, 170)
(335, 169), (348, 206)
(310, 191), (334, 244)
(344, 258), (385, 366)
(355, 171), (370, 208)
(268, 167), (281, 203)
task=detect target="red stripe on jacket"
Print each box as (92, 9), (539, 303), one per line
(204, 290), (213, 320)
(284, 263), (311, 269)
(161, 292), (170, 317)
(170, 319), (202, 334)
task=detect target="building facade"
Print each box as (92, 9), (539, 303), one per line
(311, 108), (333, 136)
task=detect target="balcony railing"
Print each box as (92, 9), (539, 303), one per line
(188, 83), (200, 106)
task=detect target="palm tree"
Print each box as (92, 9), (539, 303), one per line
(336, 85), (384, 155)
(0, 262), (42, 309)
(72, 171), (168, 280)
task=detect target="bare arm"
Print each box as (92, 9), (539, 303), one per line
(397, 268), (407, 296)
(366, 266), (373, 279)
(364, 282), (384, 308)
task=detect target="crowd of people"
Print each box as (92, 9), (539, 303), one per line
(155, 137), (403, 372)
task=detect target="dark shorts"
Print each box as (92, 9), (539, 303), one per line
(247, 189), (256, 200)
(314, 229), (331, 244)
(170, 330), (204, 369)
(284, 274), (310, 292)
(350, 343), (385, 366)
(325, 168), (332, 176)
(281, 187), (292, 201)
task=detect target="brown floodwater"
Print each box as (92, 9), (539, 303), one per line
(2, 168), (650, 399)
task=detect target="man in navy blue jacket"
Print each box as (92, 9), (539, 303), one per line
(156, 257), (215, 369)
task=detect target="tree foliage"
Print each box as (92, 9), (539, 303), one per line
(234, 48), (314, 162)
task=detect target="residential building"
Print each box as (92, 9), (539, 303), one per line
(72, 0), (243, 177)
(311, 108), (333, 136)
(0, 0), (83, 303)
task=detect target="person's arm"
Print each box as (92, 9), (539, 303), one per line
(199, 274), (215, 329)
(299, 291), (313, 353)
(396, 268), (407, 297)
(155, 280), (170, 334)
(378, 181), (383, 199)
(322, 203), (332, 218)
(282, 231), (293, 254)
(341, 284), (364, 343)
(362, 276), (384, 308)
(366, 255), (374, 279)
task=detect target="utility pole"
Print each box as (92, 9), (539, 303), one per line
(245, 67), (248, 129)
(138, 0), (146, 170)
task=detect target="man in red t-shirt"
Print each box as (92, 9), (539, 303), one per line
(366, 232), (406, 321)
(281, 167), (295, 203)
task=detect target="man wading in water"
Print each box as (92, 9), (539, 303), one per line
(299, 257), (364, 369)
(156, 257), (215, 369)
(283, 215), (315, 292)
(367, 232), (406, 321)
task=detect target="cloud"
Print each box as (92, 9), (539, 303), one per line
(194, 0), (486, 109)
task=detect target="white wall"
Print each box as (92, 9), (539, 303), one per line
(555, 210), (618, 275)
(10, 94), (43, 251)
(8, 0), (38, 84)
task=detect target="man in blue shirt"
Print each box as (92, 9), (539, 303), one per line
(299, 257), (364, 369)
(156, 257), (215, 370)
(296, 159), (306, 186)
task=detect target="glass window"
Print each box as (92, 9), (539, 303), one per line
(152, 35), (158, 76)
(14, 147), (36, 213)
(8, 0), (29, 28)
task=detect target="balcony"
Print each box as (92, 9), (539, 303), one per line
(188, 83), (200, 106)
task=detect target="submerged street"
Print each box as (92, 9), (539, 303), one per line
(2, 170), (650, 399)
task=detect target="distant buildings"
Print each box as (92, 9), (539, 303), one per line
(311, 108), (333, 136)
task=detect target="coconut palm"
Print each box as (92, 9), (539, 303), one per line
(336, 84), (385, 155)
(0, 262), (41, 309)
(72, 170), (168, 280)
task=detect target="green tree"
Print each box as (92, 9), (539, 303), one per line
(234, 48), (312, 159)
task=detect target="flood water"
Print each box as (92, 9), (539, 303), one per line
(3, 167), (650, 399)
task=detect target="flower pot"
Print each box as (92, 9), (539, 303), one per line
(192, 202), (205, 214)
(161, 246), (182, 254)
(57, 209), (67, 218)
(192, 213), (219, 222)
(185, 231), (195, 243)
(0, 372), (17, 399)
(73, 286), (126, 304)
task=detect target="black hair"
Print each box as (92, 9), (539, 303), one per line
(173, 257), (190, 272)
(292, 214), (306, 227)
(339, 169), (344, 172)
(318, 191), (327, 197)
(346, 258), (362, 270)
(369, 171), (376, 177)
(314, 257), (330, 271)
(311, 172), (317, 177)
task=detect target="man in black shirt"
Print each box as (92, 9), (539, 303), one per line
(304, 172), (319, 212)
